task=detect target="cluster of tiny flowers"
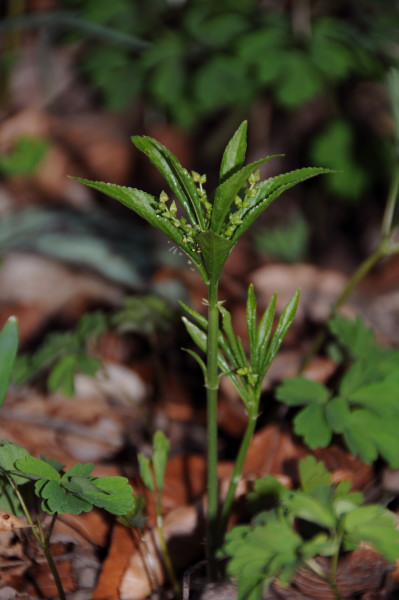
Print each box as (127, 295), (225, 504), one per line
(157, 190), (196, 245)
(236, 366), (259, 387)
(192, 171), (212, 224)
(221, 170), (260, 238)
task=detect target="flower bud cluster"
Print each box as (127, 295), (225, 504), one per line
(158, 190), (195, 245)
(192, 171), (212, 224)
(236, 366), (259, 387)
(222, 170), (260, 238)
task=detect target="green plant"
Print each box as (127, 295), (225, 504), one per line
(137, 430), (180, 597)
(0, 317), (135, 599)
(0, 440), (134, 600)
(11, 292), (176, 397)
(223, 455), (399, 600)
(74, 120), (330, 572)
(253, 213), (309, 263)
(277, 313), (399, 466)
(0, 136), (50, 177)
(12, 311), (108, 397)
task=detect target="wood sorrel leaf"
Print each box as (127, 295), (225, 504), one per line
(37, 479), (93, 514)
(0, 441), (30, 486)
(276, 376), (330, 406)
(231, 167), (332, 243)
(343, 505), (399, 562)
(286, 490), (335, 528)
(298, 456), (331, 493)
(89, 476), (134, 515)
(14, 455), (61, 482)
(219, 120), (248, 183)
(132, 136), (206, 230)
(152, 430), (170, 493)
(325, 396), (351, 433)
(294, 404), (332, 449)
(0, 317), (18, 408)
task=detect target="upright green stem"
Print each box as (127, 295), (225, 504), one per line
(7, 476), (66, 600)
(218, 409), (257, 545)
(206, 276), (220, 577)
(154, 497), (181, 598)
(305, 559), (343, 600)
(42, 533), (67, 600)
(381, 163), (399, 238)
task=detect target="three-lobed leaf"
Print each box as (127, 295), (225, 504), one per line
(225, 456), (399, 599)
(6, 448), (135, 516)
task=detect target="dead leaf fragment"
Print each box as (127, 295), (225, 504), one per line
(0, 512), (27, 531)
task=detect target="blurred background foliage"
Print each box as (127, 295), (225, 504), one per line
(0, 0), (398, 268)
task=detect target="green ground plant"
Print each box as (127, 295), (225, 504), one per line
(12, 293), (175, 397)
(277, 313), (399, 466)
(75, 120), (330, 573)
(0, 317), (136, 600)
(223, 456), (399, 600)
(2, 1), (398, 200)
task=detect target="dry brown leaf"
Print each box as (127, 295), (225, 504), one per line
(0, 512), (27, 531)
(268, 545), (393, 599)
(0, 253), (124, 344)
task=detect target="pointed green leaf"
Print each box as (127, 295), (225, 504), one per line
(211, 157), (274, 234)
(219, 305), (246, 369)
(276, 376), (330, 406)
(196, 230), (235, 282)
(132, 136), (205, 229)
(261, 290), (299, 379)
(181, 316), (207, 354)
(255, 294), (276, 372)
(183, 348), (208, 383)
(152, 431), (170, 493)
(294, 404), (332, 449)
(219, 121), (248, 182)
(48, 354), (77, 397)
(246, 284), (257, 368)
(72, 178), (204, 276)
(179, 302), (208, 331)
(182, 317), (231, 374)
(0, 317), (18, 408)
(138, 453), (155, 492)
(231, 168), (332, 243)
